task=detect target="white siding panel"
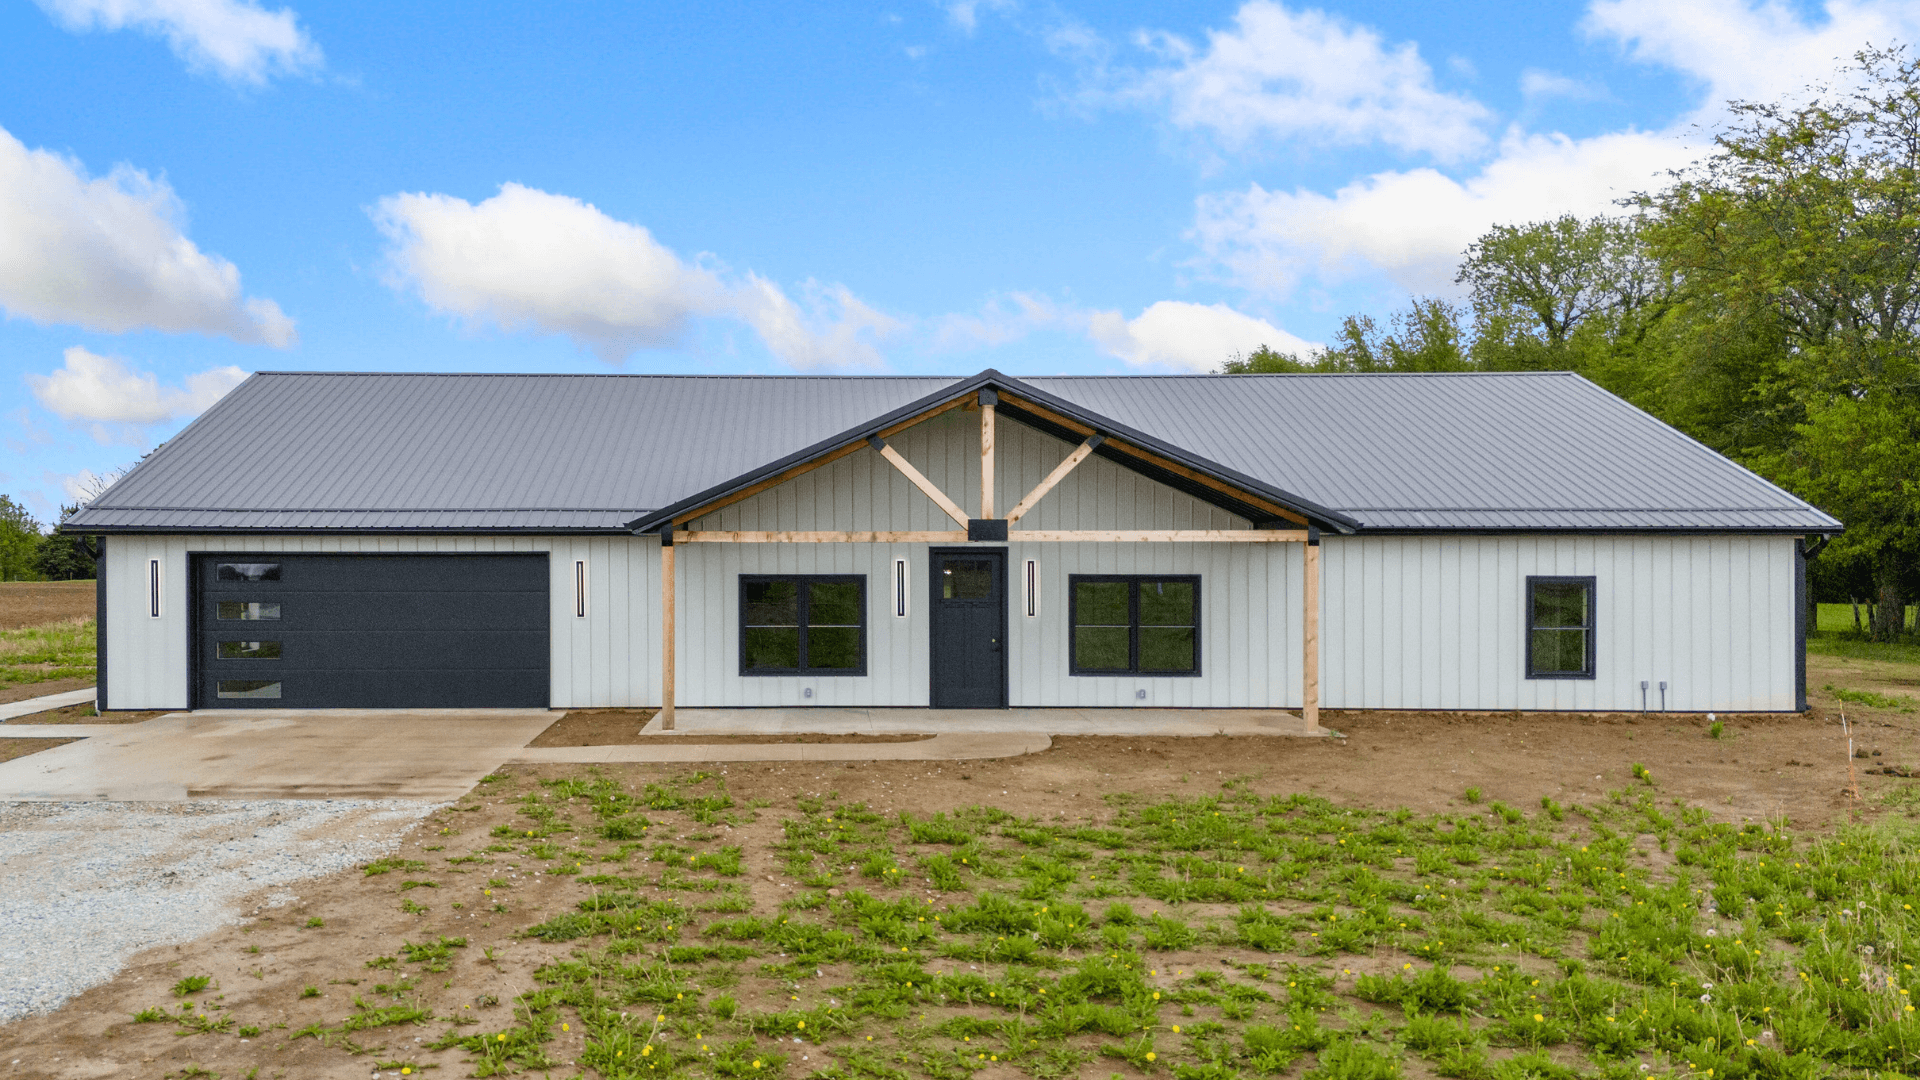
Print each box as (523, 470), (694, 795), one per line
(1319, 534), (1797, 712)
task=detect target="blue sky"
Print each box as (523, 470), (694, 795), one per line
(2, 0), (1914, 520)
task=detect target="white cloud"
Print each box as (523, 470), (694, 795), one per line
(37, 0), (322, 85)
(1582, 0), (1920, 116)
(933, 292), (1070, 350)
(946, 0), (1014, 35)
(1519, 69), (1604, 102)
(1095, 0), (1489, 160)
(373, 183), (900, 369)
(27, 346), (247, 443)
(1089, 300), (1318, 371)
(0, 125), (296, 346)
(1194, 127), (1696, 295)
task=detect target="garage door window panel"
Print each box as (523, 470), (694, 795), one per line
(217, 602), (280, 620)
(218, 640), (282, 659)
(217, 563), (280, 582)
(741, 576), (866, 675)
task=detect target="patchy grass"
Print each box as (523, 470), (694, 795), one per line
(187, 767), (1920, 1080)
(1825, 684), (1920, 712)
(0, 616), (94, 688)
(1808, 632), (1920, 667)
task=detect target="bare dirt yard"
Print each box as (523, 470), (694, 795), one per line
(3, 655), (1916, 1079)
(0, 581), (93, 631)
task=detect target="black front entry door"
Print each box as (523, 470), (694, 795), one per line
(928, 548), (1007, 708)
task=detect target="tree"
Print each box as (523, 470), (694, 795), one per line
(1640, 46), (1920, 639)
(35, 505), (95, 581)
(0, 497), (42, 582)
(1220, 299), (1470, 374)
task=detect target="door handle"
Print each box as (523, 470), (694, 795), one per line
(990, 638), (1000, 652)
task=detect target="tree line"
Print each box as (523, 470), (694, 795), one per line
(1226, 48), (1920, 640)
(0, 498), (95, 582)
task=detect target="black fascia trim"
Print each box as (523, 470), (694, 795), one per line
(61, 526), (638, 536)
(1525, 575), (1597, 680)
(1337, 525), (1843, 536)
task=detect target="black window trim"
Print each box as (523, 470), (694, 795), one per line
(738, 574), (869, 677)
(1067, 573), (1202, 677)
(1525, 575), (1597, 680)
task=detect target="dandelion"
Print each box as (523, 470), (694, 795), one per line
(1146, 1053), (1157, 1061)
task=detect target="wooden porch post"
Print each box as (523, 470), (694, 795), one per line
(660, 528), (676, 730)
(980, 391), (996, 519)
(1303, 528), (1320, 731)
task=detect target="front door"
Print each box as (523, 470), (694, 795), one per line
(928, 548), (1007, 708)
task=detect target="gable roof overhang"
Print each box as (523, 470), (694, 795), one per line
(624, 369), (1360, 536)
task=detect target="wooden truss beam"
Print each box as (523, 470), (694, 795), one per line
(980, 398), (996, 520)
(870, 436), (972, 528)
(679, 529), (1305, 543)
(996, 392), (1310, 527)
(1005, 434), (1103, 524)
(679, 531), (968, 543)
(1010, 530), (1309, 543)
(670, 396), (971, 526)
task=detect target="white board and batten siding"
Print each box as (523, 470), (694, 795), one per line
(1320, 535), (1798, 713)
(682, 407), (1296, 708)
(99, 533), (661, 711)
(99, 409), (1803, 714)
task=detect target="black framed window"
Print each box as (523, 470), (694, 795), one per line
(1069, 575), (1200, 676)
(1526, 576), (1595, 679)
(740, 575), (866, 675)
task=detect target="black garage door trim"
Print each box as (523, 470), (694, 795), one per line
(191, 553), (550, 709)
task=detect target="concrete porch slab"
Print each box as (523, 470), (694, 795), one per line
(0, 710), (557, 802)
(508, 731), (1051, 764)
(641, 707), (1320, 737)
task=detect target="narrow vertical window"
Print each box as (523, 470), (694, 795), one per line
(574, 560), (588, 618)
(148, 558), (162, 618)
(893, 559), (908, 618)
(1024, 559), (1038, 618)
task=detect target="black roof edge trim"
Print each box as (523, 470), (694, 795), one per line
(55, 525), (637, 536)
(626, 368), (1358, 534)
(1341, 525), (1846, 537)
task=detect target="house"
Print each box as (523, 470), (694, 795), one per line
(65, 369), (1840, 720)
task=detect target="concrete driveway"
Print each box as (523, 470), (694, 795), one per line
(0, 710), (556, 801)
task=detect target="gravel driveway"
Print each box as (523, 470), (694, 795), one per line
(0, 799), (436, 1024)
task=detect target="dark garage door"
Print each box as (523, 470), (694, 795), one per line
(195, 554), (549, 708)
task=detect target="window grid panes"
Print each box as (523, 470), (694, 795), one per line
(1069, 575), (1200, 676)
(740, 575), (867, 675)
(1526, 576), (1596, 679)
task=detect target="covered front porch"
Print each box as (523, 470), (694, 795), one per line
(635, 706), (1326, 737)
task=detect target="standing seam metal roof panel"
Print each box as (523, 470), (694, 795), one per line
(64, 370), (1841, 533)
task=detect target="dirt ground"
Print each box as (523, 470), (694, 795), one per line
(0, 677), (94, 706)
(0, 737), (75, 762)
(0, 653), (1914, 1075)
(0, 581), (93, 631)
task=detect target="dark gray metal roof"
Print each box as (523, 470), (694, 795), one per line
(67, 373), (960, 533)
(66, 369), (1839, 534)
(1019, 372), (1840, 532)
